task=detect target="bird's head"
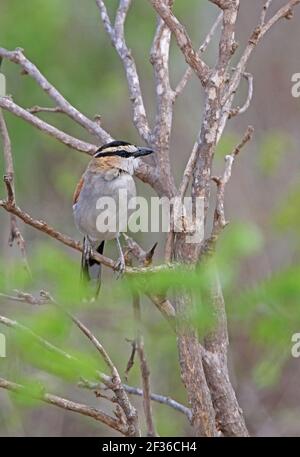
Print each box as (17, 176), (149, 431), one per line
(91, 140), (154, 175)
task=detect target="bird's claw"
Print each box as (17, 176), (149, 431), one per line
(114, 256), (126, 279)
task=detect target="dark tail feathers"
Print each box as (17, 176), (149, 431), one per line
(81, 239), (105, 299)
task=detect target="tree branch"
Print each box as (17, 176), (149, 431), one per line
(64, 302), (140, 437)
(201, 126), (254, 257)
(228, 72), (253, 119)
(202, 272), (249, 436)
(217, 1), (239, 76)
(148, 0), (211, 86)
(27, 105), (64, 114)
(150, 0), (176, 199)
(0, 377), (127, 435)
(0, 294), (140, 436)
(260, 1), (274, 27)
(79, 379), (192, 422)
(132, 293), (157, 437)
(0, 108), (30, 271)
(0, 47), (111, 142)
(174, 12), (223, 99)
(0, 96), (97, 154)
(225, 0), (300, 106)
(95, 0), (150, 142)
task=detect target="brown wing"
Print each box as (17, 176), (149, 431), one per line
(73, 175), (85, 205)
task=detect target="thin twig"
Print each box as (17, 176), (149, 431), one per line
(62, 306), (140, 437)
(0, 293), (140, 436)
(0, 194), (115, 269)
(95, 0), (150, 142)
(79, 379), (192, 422)
(0, 194), (178, 279)
(174, 12), (223, 99)
(201, 126), (254, 257)
(132, 293), (157, 437)
(124, 234), (176, 323)
(0, 47), (111, 142)
(150, 0), (175, 197)
(0, 377), (127, 435)
(148, 0), (211, 86)
(27, 105), (64, 114)
(225, 0), (300, 106)
(0, 96), (98, 154)
(125, 339), (137, 379)
(228, 72), (253, 119)
(0, 314), (75, 361)
(0, 109), (30, 273)
(260, 0), (273, 26)
(0, 294), (189, 422)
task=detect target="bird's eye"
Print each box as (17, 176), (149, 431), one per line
(119, 150), (132, 158)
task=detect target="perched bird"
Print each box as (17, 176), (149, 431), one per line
(73, 140), (154, 298)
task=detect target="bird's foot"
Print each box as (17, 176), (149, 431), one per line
(114, 255), (126, 279)
(83, 237), (92, 262)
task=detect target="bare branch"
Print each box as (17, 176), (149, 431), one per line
(226, 0), (300, 105)
(209, 0), (231, 8)
(148, 0), (210, 86)
(114, 0), (132, 36)
(217, 1), (239, 76)
(174, 12), (223, 99)
(79, 379), (192, 421)
(95, 0), (150, 142)
(0, 290), (48, 305)
(132, 293), (157, 437)
(0, 308), (130, 435)
(0, 194), (179, 280)
(125, 339), (137, 379)
(95, 0), (114, 35)
(0, 196), (115, 270)
(1, 290), (140, 436)
(62, 304), (140, 436)
(0, 96), (159, 193)
(228, 72), (253, 119)
(0, 47), (111, 142)
(149, 0), (176, 199)
(202, 272), (249, 436)
(0, 96), (98, 154)
(201, 126), (254, 257)
(0, 314), (75, 361)
(0, 111), (13, 176)
(0, 108), (30, 272)
(260, 0), (274, 26)
(0, 377), (127, 435)
(27, 105), (64, 114)
(124, 234), (176, 322)
(0, 290), (187, 424)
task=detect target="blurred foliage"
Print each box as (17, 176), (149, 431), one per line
(1, 220), (296, 406)
(0, 202), (300, 433)
(273, 181), (300, 235)
(0, 0), (300, 438)
(258, 131), (291, 176)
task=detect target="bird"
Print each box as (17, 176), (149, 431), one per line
(72, 140), (154, 298)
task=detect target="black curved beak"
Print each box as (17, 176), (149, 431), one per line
(134, 147), (154, 157)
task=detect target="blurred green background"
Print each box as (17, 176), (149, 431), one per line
(1, 0), (300, 437)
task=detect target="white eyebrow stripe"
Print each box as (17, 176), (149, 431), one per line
(98, 144), (137, 155)
(100, 146), (119, 153)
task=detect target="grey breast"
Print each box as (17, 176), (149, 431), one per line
(73, 170), (136, 242)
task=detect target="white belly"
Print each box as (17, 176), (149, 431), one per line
(73, 171), (136, 242)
